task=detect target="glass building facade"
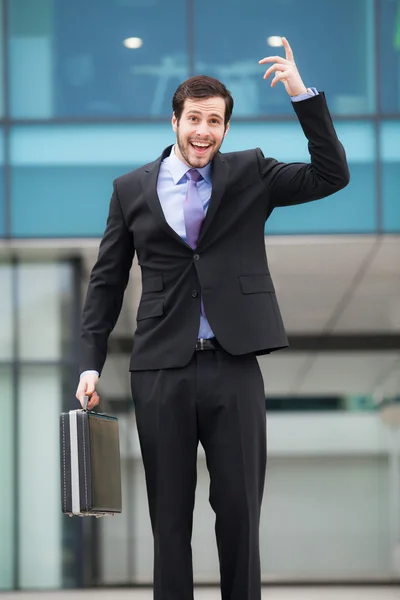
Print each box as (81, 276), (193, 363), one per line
(1, 0), (400, 590)
(0, 0), (399, 238)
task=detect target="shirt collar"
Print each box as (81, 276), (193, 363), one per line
(167, 145), (212, 185)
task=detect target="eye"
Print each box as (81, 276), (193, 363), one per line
(210, 119), (220, 125)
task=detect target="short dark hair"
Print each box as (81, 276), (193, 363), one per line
(172, 75), (234, 126)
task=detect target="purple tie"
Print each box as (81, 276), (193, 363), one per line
(183, 169), (205, 249)
(183, 169), (208, 322)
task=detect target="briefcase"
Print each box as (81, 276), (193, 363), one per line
(60, 396), (122, 517)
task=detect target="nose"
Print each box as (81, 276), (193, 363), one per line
(195, 122), (209, 137)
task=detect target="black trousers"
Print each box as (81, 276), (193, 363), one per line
(130, 349), (267, 600)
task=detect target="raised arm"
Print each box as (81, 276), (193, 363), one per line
(258, 37), (350, 207)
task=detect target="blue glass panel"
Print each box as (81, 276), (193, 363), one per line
(225, 120), (376, 235)
(223, 121), (375, 163)
(0, 0), (4, 117)
(195, 0), (375, 117)
(10, 124), (173, 165)
(379, 0), (400, 113)
(381, 121), (400, 232)
(0, 168), (4, 237)
(8, 0), (54, 119)
(10, 120), (376, 237)
(9, 0), (188, 118)
(11, 165), (136, 237)
(265, 164), (376, 234)
(382, 164), (400, 231)
(0, 126), (4, 237)
(10, 123), (175, 236)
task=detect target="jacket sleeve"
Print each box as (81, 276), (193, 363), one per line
(79, 180), (135, 375)
(257, 92), (350, 209)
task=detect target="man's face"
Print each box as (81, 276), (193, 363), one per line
(172, 97), (230, 168)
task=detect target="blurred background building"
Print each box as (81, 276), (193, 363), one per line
(1, 0), (400, 592)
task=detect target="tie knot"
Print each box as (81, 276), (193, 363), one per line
(186, 169), (202, 183)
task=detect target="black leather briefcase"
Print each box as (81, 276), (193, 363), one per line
(60, 396), (122, 517)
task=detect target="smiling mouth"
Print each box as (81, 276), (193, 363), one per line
(190, 141), (213, 153)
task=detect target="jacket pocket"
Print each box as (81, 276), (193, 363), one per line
(137, 298), (164, 321)
(239, 274), (275, 294)
(142, 275), (163, 293)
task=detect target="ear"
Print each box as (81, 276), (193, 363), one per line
(224, 122), (230, 137)
(171, 112), (178, 133)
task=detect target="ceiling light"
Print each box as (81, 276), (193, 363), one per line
(267, 36), (283, 47)
(123, 37), (143, 49)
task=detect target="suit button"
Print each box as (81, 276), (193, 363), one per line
(192, 290), (198, 298)
(193, 253), (200, 261)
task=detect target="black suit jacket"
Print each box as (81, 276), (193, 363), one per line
(79, 93), (350, 374)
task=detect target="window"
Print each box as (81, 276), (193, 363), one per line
(10, 124), (174, 236)
(195, 0), (375, 117)
(379, 0), (400, 113)
(9, 0), (188, 118)
(222, 121), (376, 234)
(381, 121), (400, 231)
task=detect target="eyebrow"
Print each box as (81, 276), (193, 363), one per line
(186, 110), (223, 120)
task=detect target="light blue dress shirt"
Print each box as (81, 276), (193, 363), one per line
(81, 88), (318, 378)
(292, 87), (318, 102)
(157, 146), (215, 339)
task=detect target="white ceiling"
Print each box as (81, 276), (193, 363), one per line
(1, 234), (399, 398)
(266, 234), (400, 334)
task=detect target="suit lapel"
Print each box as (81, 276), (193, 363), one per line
(141, 146), (190, 249)
(197, 152), (229, 246)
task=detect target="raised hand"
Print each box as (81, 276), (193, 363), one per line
(259, 37), (308, 97)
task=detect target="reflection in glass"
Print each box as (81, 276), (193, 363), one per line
(379, 0), (400, 113)
(195, 0), (375, 116)
(9, 0), (188, 118)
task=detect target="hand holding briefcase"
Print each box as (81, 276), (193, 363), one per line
(60, 396), (122, 517)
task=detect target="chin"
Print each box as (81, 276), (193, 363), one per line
(190, 152), (213, 168)
(193, 158), (209, 167)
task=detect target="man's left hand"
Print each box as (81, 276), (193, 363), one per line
(259, 37), (308, 97)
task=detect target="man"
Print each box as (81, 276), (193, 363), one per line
(77, 38), (349, 600)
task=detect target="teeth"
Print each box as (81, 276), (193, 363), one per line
(192, 142), (210, 148)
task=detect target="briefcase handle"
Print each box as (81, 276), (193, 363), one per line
(83, 395), (89, 411)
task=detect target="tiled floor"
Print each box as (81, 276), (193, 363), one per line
(1, 588), (400, 600)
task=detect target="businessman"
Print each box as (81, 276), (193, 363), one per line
(76, 38), (349, 600)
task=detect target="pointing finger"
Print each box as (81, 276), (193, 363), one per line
(282, 37), (294, 62)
